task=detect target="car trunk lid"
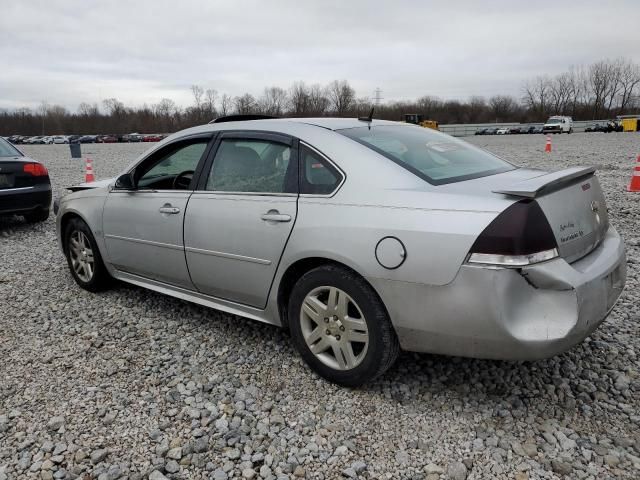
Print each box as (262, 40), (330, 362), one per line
(493, 167), (608, 263)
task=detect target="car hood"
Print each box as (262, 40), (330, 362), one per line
(67, 178), (114, 192)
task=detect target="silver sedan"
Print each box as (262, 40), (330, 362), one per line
(55, 117), (627, 386)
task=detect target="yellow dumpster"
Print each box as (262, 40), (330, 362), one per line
(621, 118), (638, 132)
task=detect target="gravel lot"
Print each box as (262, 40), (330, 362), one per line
(1, 133), (639, 480)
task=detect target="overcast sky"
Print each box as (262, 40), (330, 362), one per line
(2, 1), (639, 111)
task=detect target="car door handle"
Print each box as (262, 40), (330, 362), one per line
(159, 205), (180, 214)
(261, 211), (291, 222)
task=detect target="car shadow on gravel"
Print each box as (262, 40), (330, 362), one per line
(109, 280), (610, 408)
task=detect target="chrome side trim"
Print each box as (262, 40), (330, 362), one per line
(110, 270), (278, 326)
(104, 234), (183, 251)
(191, 191), (297, 197)
(185, 246), (272, 265)
(0, 186), (34, 192)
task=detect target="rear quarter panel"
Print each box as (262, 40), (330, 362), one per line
(278, 197), (499, 287)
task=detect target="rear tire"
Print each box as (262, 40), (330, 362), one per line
(23, 207), (49, 223)
(64, 217), (112, 292)
(288, 265), (400, 387)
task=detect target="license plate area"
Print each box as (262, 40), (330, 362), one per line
(0, 174), (14, 189)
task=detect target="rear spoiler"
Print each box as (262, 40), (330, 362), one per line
(493, 166), (596, 198)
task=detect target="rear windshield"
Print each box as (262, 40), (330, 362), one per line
(0, 138), (21, 157)
(338, 125), (514, 185)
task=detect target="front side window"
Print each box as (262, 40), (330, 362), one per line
(338, 125), (514, 185)
(206, 138), (295, 193)
(136, 140), (208, 189)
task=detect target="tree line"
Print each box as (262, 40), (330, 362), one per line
(1, 58), (639, 135)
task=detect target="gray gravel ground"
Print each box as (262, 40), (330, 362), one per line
(1, 133), (639, 480)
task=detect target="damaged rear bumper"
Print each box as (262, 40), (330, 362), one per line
(370, 225), (626, 360)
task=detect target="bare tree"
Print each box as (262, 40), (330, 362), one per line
(219, 94), (232, 116)
(489, 95), (518, 122)
(234, 94), (256, 114)
(204, 88), (218, 120)
(327, 80), (355, 115)
(191, 85), (204, 109)
(102, 98), (126, 117)
(259, 86), (288, 116)
(616, 58), (640, 113)
(307, 84), (329, 116)
(289, 81), (310, 116)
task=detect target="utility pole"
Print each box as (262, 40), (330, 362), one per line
(373, 88), (383, 106)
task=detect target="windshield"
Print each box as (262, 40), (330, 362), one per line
(338, 125), (514, 185)
(546, 118), (562, 124)
(0, 138), (21, 157)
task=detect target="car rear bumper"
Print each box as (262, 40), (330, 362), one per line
(369, 225), (626, 360)
(0, 183), (52, 215)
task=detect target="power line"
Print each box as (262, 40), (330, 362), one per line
(373, 87), (383, 106)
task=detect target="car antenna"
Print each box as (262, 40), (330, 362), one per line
(358, 107), (374, 123)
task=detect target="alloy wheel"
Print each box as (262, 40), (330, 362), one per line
(299, 286), (369, 371)
(69, 230), (94, 282)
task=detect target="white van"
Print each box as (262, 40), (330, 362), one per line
(543, 116), (573, 134)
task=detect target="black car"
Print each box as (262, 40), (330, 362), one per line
(475, 128), (488, 135)
(79, 135), (97, 143)
(0, 137), (51, 222)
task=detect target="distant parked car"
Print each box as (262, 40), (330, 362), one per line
(484, 128), (498, 135)
(508, 127), (522, 134)
(67, 135), (81, 143)
(496, 127), (509, 135)
(475, 128), (488, 135)
(0, 137), (51, 222)
(53, 136), (69, 144)
(97, 135), (118, 143)
(143, 134), (163, 142)
(79, 135), (97, 143)
(128, 133), (143, 142)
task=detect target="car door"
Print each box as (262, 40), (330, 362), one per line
(102, 135), (213, 289)
(184, 131), (298, 308)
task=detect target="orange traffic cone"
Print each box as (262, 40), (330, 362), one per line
(628, 155), (640, 192)
(545, 135), (552, 153)
(85, 158), (95, 183)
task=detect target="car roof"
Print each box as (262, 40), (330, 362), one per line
(182, 117), (404, 136)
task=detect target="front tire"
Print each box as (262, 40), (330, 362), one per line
(64, 217), (112, 292)
(288, 265), (400, 387)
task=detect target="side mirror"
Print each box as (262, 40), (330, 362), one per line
(114, 173), (136, 190)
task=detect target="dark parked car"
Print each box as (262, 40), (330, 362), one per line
(97, 135), (118, 143)
(0, 137), (51, 222)
(475, 128), (488, 135)
(484, 127), (498, 135)
(79, 135), (97, 143)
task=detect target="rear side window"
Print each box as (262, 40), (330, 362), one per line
(300, 145), (342, 195)
(338, 125), (514, 185)
(206, 138), (296, 193)
(0, 138), (21, 157)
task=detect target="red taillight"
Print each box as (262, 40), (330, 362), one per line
(23, 163), (48, 176)
(467, 200), (559, 266)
